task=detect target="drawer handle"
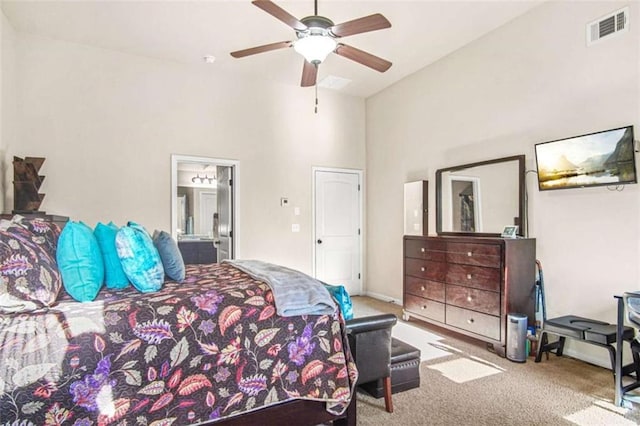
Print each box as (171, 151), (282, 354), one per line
(421, 267), (425, 272)
(467, 251), (473, 257)
(421, 305), (427, 310)
(467, 318), (475, 324)
(421, 286), (425, 291)
(466, 274), (472, 280)
(421, 247), (425, 253)
(466, 296), (473, 302)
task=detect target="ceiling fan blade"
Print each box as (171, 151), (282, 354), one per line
(334, 44), (392, 72)
(301, 60), (318, 87)
(230, 41), (292, 58)
(252, 0), (307, 31)
(329, 13), (391, 37)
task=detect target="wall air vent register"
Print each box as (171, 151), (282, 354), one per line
(587, 7), (629, 46)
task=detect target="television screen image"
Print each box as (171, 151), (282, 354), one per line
(535, 126), (636, 191)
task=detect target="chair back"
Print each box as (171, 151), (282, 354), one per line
(346, 314), (397, 384)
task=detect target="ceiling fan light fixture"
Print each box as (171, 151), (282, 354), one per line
(294, 33), (336, 64)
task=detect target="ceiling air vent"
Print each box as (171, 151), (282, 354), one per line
(587, 7), (629, 46)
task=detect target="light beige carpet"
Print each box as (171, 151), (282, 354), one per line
(351, 296), (640, 425)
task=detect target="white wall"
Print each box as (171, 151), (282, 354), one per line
(366, 2), (639, 366)
(6, 33), (365, 275)
(0, 10), (17, 213)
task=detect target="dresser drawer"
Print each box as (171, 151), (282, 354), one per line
(445, 284), (500, 316)
(404, 239), (446, 261)
(445, 242), (501, 268)
(405, 258), (447, 281)
(446, 305), (501, 341)
(405, 276), (445, 302)
(446, 264), (500, 292)
(405, 294), (445, 323)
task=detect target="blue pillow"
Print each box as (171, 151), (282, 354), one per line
(116, 222), (164, 293)
(152, 230), (185, 282)
(94, 222), (129, 289)
(323, 283), (354, 320)
(57, 221), (104, 302)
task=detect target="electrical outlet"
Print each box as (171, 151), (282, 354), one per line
(292, 224), (300, 232)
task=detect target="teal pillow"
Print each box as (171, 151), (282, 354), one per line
(94, 222), (129, 289)
(116, 222), (164, 293)
(57, 221), (104, 302)
(152, 230), (185, 282)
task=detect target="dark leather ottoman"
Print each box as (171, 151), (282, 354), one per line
(360, 338), (421, 397)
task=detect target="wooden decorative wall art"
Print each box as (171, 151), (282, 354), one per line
(13, 156), (46, 213)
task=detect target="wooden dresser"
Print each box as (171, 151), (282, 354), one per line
(403, 235), (536, 356)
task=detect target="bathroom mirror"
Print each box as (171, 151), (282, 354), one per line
(436, 155), (525, 237)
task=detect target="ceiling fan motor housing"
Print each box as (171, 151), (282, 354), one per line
(299, 16), (335, 33)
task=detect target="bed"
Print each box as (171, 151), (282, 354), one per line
(0, 219), (358, 426)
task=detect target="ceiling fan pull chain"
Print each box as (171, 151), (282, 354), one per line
(315, 83), (318, 114)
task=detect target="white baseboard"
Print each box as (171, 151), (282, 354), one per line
(554, 346), (611, 370)
(561, 348), (611, 370)
(363, 291), (402, 306)
(539, 335), (612, 369)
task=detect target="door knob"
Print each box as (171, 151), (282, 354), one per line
(317, 239), (323, 244)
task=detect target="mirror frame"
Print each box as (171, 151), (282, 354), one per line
(435, 155), (525, 237)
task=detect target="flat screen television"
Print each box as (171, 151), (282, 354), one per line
(535, 125), (636, 191)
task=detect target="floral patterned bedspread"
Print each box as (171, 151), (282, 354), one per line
(0, 263), (358, 425)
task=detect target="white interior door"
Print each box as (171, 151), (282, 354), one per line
(216, 166), (233, 262)
(314, 169), (362, 295)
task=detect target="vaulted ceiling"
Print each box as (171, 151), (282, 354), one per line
(1, 1), (542, 97)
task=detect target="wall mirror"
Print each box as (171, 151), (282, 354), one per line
(171, 154), (239, 261)
(436, 155), (525, 237)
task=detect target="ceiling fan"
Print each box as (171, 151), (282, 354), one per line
(230, 0), (392, 87)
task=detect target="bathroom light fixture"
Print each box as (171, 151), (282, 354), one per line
(191, 174), (216, 184)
